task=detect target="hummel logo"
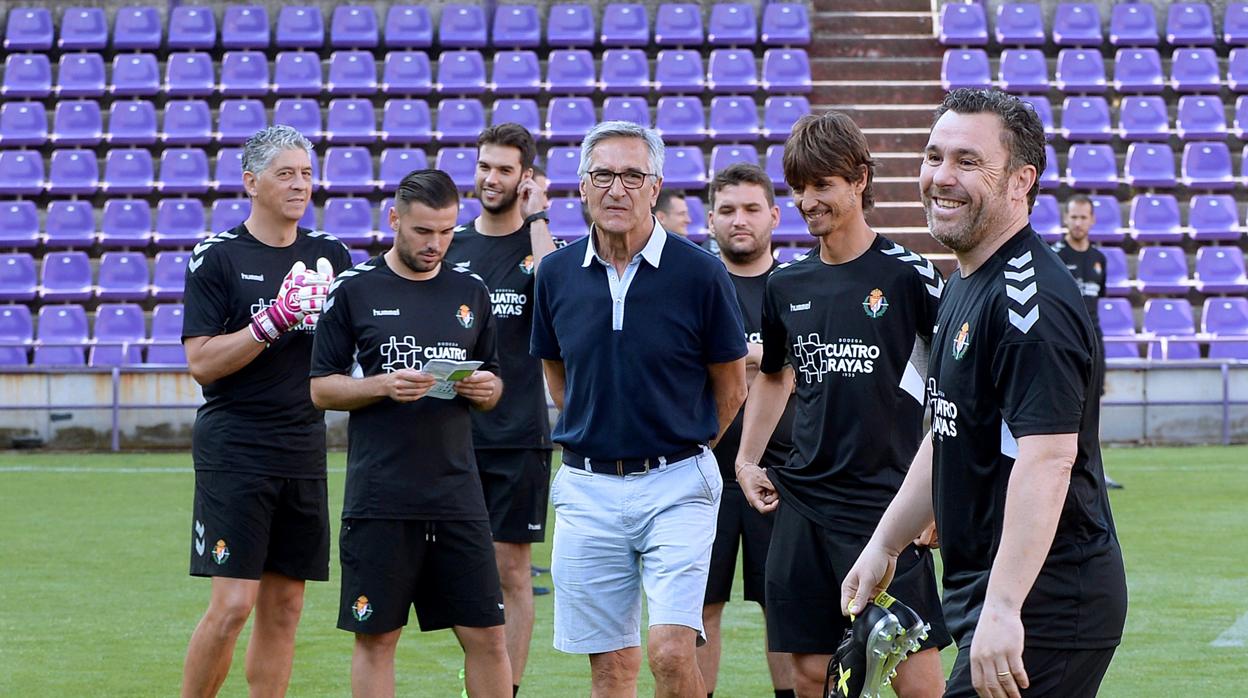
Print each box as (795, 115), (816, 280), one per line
(372, 309), (401, 317)
(187, 257), (204, 273)
(240, 273), (265, 282)
(194, 520), (205, 556)
(790, 302), (811, 312)
(527, 523), (542, 531)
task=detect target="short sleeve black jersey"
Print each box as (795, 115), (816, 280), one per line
(759, 236), (943, 531)
(444, 221), (552, 450)
(310, 257), (501, 521)
(712, 263), (796, 480)
(928, 226), (1127, 650)
(181, 225), (352, 477)
(1051, 240), (1107, 323)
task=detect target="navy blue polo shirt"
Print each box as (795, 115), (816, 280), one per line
(531, 219), (747, 460)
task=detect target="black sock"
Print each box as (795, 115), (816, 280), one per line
(775, 690), (796, 698)
(513, 685), (520, 697)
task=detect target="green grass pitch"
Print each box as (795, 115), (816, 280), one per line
(1, 446), (1245, 696)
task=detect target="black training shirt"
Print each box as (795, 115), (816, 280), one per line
(1051, 240), (1107, 323)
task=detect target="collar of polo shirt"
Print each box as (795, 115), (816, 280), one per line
(582, 216), (669, 269)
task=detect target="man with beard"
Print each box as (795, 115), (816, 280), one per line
(697, 163), (797, 698)
(311, 169), (511, 698)
(844, 88), (1127, 698)
(444, 124), (556, 694)
(735, 111), (950, 698)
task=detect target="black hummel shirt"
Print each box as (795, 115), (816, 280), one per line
(1052, 240), (1108, 324)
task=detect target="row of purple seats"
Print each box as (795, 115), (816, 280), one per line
(1100, 297), (1248, 360)
(1024, 94), (1248, 142)
(1036, 141), (1247, 191)
(1079, 245), (1246, 298)
(1032, 194), (1247, 244)
(3, 5), (809, 52)
(941, 2), (1248, 49)
(0, 251), (187, 302)
(944, 47), (1239, 95)
(0, 303), (185, 366)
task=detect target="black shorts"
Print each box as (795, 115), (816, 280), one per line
(764, 502), (951, 655)
(189, 470), (330, 581)
(945, 644), (1117, 697)
(705, 481), (774, 605)
(477, 449), (551, 543)
(337, 518), (505, 635)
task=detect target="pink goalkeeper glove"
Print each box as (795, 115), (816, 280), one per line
(249, 258), (334, 344)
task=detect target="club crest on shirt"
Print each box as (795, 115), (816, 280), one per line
(456, 304), (475, 328)
(1094, 261), (1103, 275)
(953, 322), (971, 360)
(352, 595), (373, 622)
(862, 288), (889, 318)
(518, 255), (535, 275)
(211, 539), (230, 565)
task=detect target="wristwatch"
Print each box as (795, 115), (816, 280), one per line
(523, 210), (549, 226)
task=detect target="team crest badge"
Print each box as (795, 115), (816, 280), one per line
(211, 539), (230, 565)
(456, 304), (474, 328)
(352, 595), (373, 622)
(518, 255), (535, 275)
(953, 322), (971, 360)
(1094, 261), (1103, 275)
(862, 288), (889, 318)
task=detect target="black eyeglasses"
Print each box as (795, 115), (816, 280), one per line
(587, 170), (656, 190)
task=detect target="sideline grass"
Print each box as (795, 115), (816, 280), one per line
(1, 446), (1245, 696)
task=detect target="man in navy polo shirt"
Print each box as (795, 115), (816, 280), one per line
(531, 121), (748, 696)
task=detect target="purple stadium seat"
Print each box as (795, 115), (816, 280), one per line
(545, 147), (582, 192)
(277, 6), (325, 49)
(1171, 48), (1221, 93)
(159, 148), (211, 194)
(154, 198), (207, 247)
(211, 199), (250, 232)
(152, 252), (190, 300)
(1183, 142), (1234, 189)
(91, 304), (146, 366)
(322, 198), (375, 246)
(2, 53), (51, 98)
(161, 100), (213, 146)
(44, 201), (96, 248)
(217, 100), (266, 145)
(685, 197), (708, 240)
(1189, 195), (1240, 241)
(434, 147), (477, 192)
(34, 305), (88, 366)
(458, 198), (482, 226)
(51, 101), (102, 146)
(1195, 247), (1248, 294)
(0, 305), (31, 364)
(708, 49), (758, 93)
(385, 6), (433, 48)
(940, 3), (988, 46)
(100, 200), (152, 248)
(774, 247), (809, 264)
(999, 49), (1048, 93)
(1056, 49), (1107, 93)
(1124, 142), (1177, 188)
(436, 98), (487, 143)
(219, 51), (270, 97)
(165, 53), (216, 97)
(168, 6), (217, 50)
(765, 145), (786, 190)
(656, 4), (703, 46)
(654, 50), (705, 93)
(1053, 3), (1102, 46)
(774, 197), (806, 242)
(1030, 195), (1061, 240)
(0, 151), (43, 195)
(332, 6), (379, 48)
(325, 98), (377, 144)
(1040, 144), (1060, 189)
(1230, 50), (1248, 93)
(1176, 95), (1227, 140)
(602, 96), (650, 126)
(97, 255), (151, 302)
(493, 5), (541, 48)
(601, 49), (650, 93)
(4, 7), (51, 50)
(0, 102), (46, 147)
(1143, 299), (1199, 359)
(1061, 97), (1112, 141)
(763, 3), (810, 46)
(762, 49), (812, 93)
(440, 5), (488, 48)
(377, 200), (397, 243)
(147, 305), (187, 365)
(273, 99), (323, 143)
(1166, 3), (1215, 46)
(1227, 3), (1248, 45)
(655, 97), (706, 142)
(547, 50), (597, 95)
(1110, 3), (1158, 46)
(1098, 298), (1139, 358)
(0, 202), (39, 248)
(1088, 195), (1124, 244)
(59, 8), (107, 50)
(1118, 96), (1170, 140)
(213, 147), (244, 194)
(1102, 246), (1130, 295)
(546, 97), (596, 142)
(108, 100), (158, 145)
(57, 53), (106, 97)
(764, 96), (810, 140)
(273, 52), (323, 96)
(437, 50), (488, 95)
(380, 99), (433, 144)
(0, 253), (37, 300)
(1130, 194), (1182, 242)
(1066, 144), (1118, 190)
(112, 7), (161, 50)
(1113, 48), (1164, 93)
(40, 251), (93, 302)
(110, 54), (161, 97)
(348, 248), (371, 266)
(103, 149), (155, 195)
(664, 147), (708, 189)
(547, 5), (594, 47)
(942, 49), (991, 91)
(322, 147), (375, 194)
(602, 4), (649, 46)
(708, 4), (756, 46)
(1204, 298), (1248, 359)
(710, 145), (759, 175)
(548, 198), (587, 240)
(382, 51), (433, 95)
(995, 3), (1045, 46)
(222, 6), (269, 49)
(328, 50), (378, 96)
(709, 96), (760, 141)
(1020, 96), (1055, 138)
(1137, 247), (1190, 295)
(491, 99), (541, 133)
(492, 51), (542, 94)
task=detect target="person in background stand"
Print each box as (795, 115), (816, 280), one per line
(654, 189), (692, 237)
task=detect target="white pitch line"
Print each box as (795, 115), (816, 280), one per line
(1212, 611), (1248, 647)
(0, 466), (348, 474)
